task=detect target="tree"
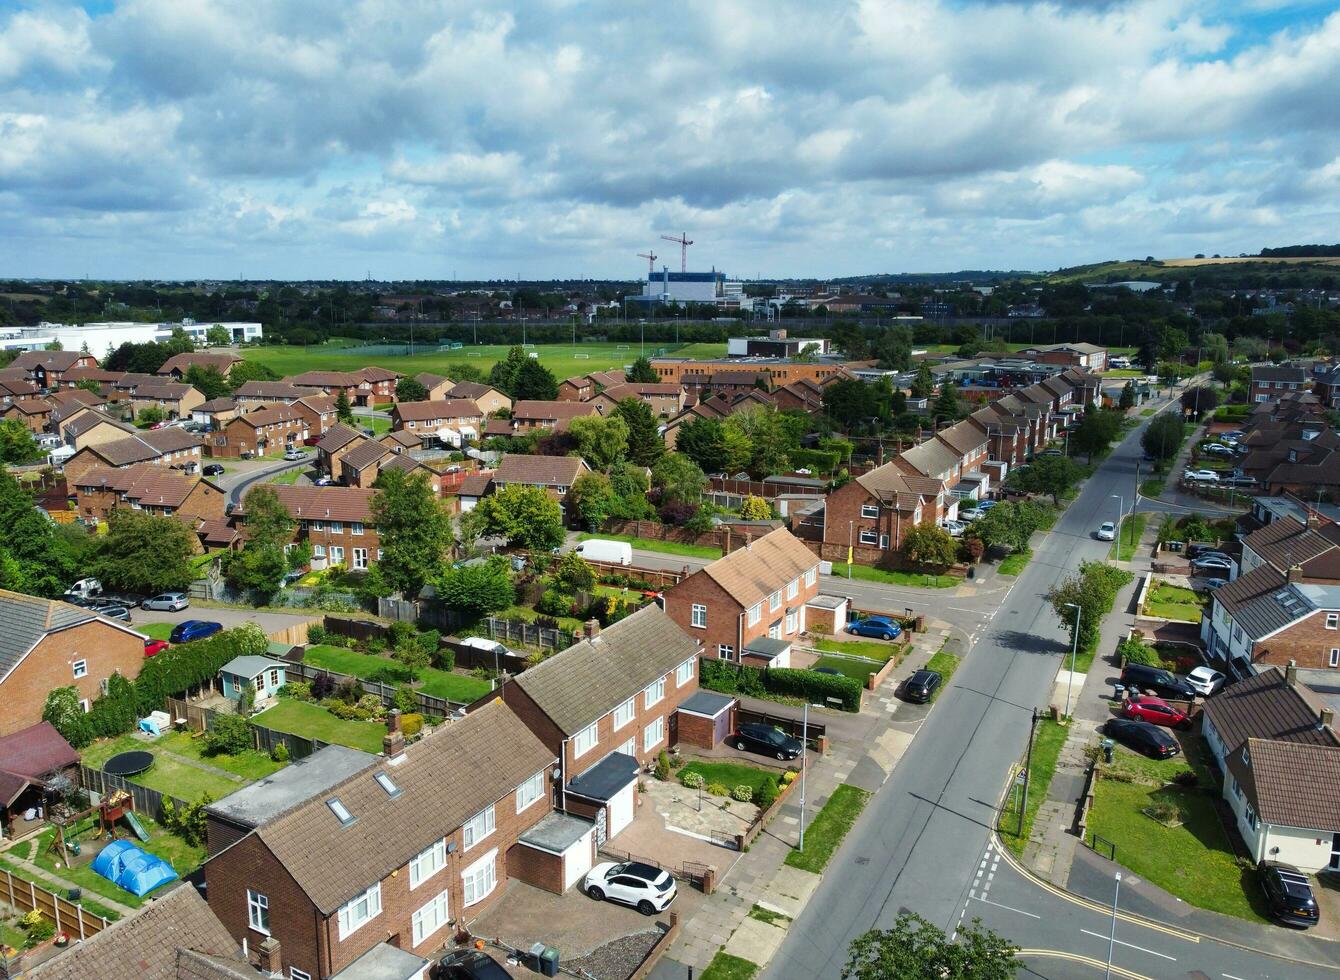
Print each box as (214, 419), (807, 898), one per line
(227, 360), (281, 389)
(823, 378), (880, 429)
(203, 713), (253, 755)
(478, 484), (566, 553)
(335, 390), (354, 423)
(608, 461), (656, 519)
(184, 365), (231, 401)
(973, 501), (1048, 554)
(739, 495), (772, 520)
(1180, 385), (1219, 418)
(137, 405), (166, 427)
(371, 469), (454, 597)
(43, 687), (92, 749)
(1200, 332), (1230, 365)
(674, 417), (728, 473)
(487, 346), (529, 395)
(651, 453), (706, 506)
(901, 522), (957, 567)
(724, 407), (791, 478)
(552, 551), (596, 592)
(1010, 454), (1082, 506)
(567, 414), (629, 471)
(933, 382), (962, 421)
(1118, 381), (1136, 410)
(1070, 410), (1120, 463)
(0, 420), (42, 465)
(0, 467), (74, 596)
(1141, 412), (1185, 466)
(910, 363), (935, 399)
(75, 378), (103, 396)
(843, 913), (1018, 980)
(393, 634), (432, 681)
(205, 324), (232, 347)
(93, 510), (196, 595)
(225, 486), (294, 598)
(1050, 560), (1135, 653)
(566, 471), (616, 531)
(514, 358), (559, 400)
(396, 377), (428, 403)
(614, 397), (663, 467)
(627, 356), (658, 383)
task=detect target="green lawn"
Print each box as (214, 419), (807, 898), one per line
(301, 644), (491, 704)
(81, 734), (243, 801)
(923, 649), (959, 703)
(1088, 741), (1268, 922)
(1108, 514), (1147, 562)
(828, 563), (956, 589)
(1139, 408), (1156, 417)
(0, 851), (124, 921)
(269, 468), (304, 485)
(1143, 582), (1206, 622)
(813, 656), (879, 683)
(998, 719), (1069, 856)
(680, 760), (780, 796)
(1103, 369), (1147, 378)
(700, 950), (759, 980)
(576, 532), (722, 561)
(1139, 476), (1166, 498)
(251, 697), (388, 753)
(784, 784), (870, 873)
(354, 415), (392, 437)
(997, 548), (1032, 576)
(813, 637), (899, 663)
(672, 342), (729, 360)
(140, 622), (174, 641)
(149, 729), (284, 781)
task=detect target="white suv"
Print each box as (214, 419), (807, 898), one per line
(584, 861), (677, 915)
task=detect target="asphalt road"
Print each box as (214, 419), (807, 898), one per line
(762, 407), (1339, 979)
(219, 455), (311, 505)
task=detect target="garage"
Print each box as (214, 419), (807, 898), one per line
(676, 690), (738, 750)
(564, 752), (640, 847)
(607, 781), (635, 838)
(511, 812), (596, 894)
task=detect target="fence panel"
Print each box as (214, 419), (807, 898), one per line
(282, 660), (466, 714)
(164, 696), (220, 732)
(735, 707), (826, 743)
(78, 765), (185, 819)
(248, 723), (318, 761)
(485, 618), (573, 651)
(0, 869), (110, 941)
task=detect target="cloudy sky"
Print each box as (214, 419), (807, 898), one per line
(2, 0), (1338, 281)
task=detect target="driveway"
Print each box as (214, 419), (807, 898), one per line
(134, 605), (318, 635)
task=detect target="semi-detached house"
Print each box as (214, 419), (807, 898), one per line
(389, 399), (484, 447)
(62, 427), (204, 484)
(820, 462), (944, 564)
(202, 701), (557, 980)
(238, 484), (382, 572)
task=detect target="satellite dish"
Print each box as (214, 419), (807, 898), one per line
(446, 841), (457, 854)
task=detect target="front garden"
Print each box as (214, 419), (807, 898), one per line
(1141, 581), (1206, 622)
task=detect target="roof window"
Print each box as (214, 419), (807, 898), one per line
(327, 797), (355, 826)
(373, 771), (400, 798)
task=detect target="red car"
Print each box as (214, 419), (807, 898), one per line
(144, 639), (170, 658)
(1122, 696), (1190, 728)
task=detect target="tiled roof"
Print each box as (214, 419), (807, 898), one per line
(255, 485), (379, 524)
(897, 438), (960, 479)
(196, 397), (238, 413)
(512, 604), (700, 735)
(140, 427), (204, 452)
(379, 453), (426, 477)
(393, 399), (485, 422)
(249, 701), (552, 914)
(316, 423), (363, 453)
(446, 381), (506, 402)
(381, 429), (421, 448)
(852, 461), (935, 512)
(341, 439), (391, 471)
(359, 366), (401, 382)
(5, 399), (51, 416)
(131, 381), (195, 401)
(85, 428), (202, 466)
(0, 591), (104, 684)
(293, 394), (339, 414)
(231, 404), (307, 428)
(112, 372), (160, 391)
(157, 352), (242, 376)
(1227, 738), (1340, 830)
(511, 400), (599, 422)
(598, 383), (683, 399)
(1243, 516), (1340, 574)
(458, 473), (493, 497)
(0, 722), (78, 807)
(64, 411), (133, 439)
(1201, 666), (1338, 755)
(61, 367), (124, 385)
(935, 420), (986, 457)
(495, 453), (586, 487)
(48, 388), (106, 410)
(697, 527), (816, 609)
(12, 350), (90, 372)
(1251, 365), (1309, 383)
(234, 381), (307, 400)
(194, 518), (239, 547)
(414, 372), (452, 389)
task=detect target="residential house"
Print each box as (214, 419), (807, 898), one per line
(0, 722), (79, 839)
(11, 350), (99, 388)
(0, 378), (41, 410)
(234, 381), (310, 411)
(1016, 342), (1108, 372)
(502, 605), (712, 845)
(934, 419), (991, 502)
(819, 462), (944, 564)
(62, 428), (204, 485)
(315, 424), (367, 478)
(0, 397), (53, 433)
(193, 397), (241, 431)
(129, 381), (205, 420)
(210, 405), (310, 458)
(1251, 364), (1310, 404)
(772, 377), (826, 414)
(1236, 514), (1340, 581)
(1200, 563), (1340, 676)
(0, 590), (147, 736)
(72, 462), (227, 526)
(46, 388), (107, 427)
(968, 405), (1025, 469)
(492, 454), (590, 509)
(661, 390), (776, 449)
(508, 400), (599, 433)
(389, 399), (485, 447)
(1199, 665), (1340, 873)
(411, 372), (455, 401)
(291, 394), (341, 438)
(203, 701), (556, 980)
(590, 383), (685, 419)
(52, 366), (124, 394)
(380, 429), (423, 453)
(661, 527), (821, 667)
(286, 368), (401, 406)
(445, 381), (511, 416)
(157, 351), (243, 379)
(244, 485), (381, 571)
(59, 409), (136, 450)
(557, 370), (626, 402)
(456, 473), (493, 513)
(338, 440), (392, 488)
(894, 438), (965, 519)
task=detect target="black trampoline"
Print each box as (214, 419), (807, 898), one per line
(103, 751), (154, 778)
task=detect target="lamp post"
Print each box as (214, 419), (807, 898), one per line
(1111, 494), (1123, 551)
(1064, 602), (1081, 719)
(847, 522), (853, 579)
(1105, 872), (1123, 980)
(798, 703), (809, 850)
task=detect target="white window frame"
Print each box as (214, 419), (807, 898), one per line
(312, 544), (326, 559)
(72, 659), (87, 679)
(352, 521), (364, 536)
(247, 889), (270, 934)
(336, 882), (381, 940)
(330, 546), (345, 564)
(290, 969), (311, 980)
(786, 610), (798, 634)
(408, 838), (446, 890)
(644, 675), (665, 710)
(747, 602), (761, 627)
(1327, 613), (1339, 630)
(768, 622), (781, 640)
(1331, 648), (1340, 668)
(329, 520), (344, 533)
(676, 658), (694, 687)
(718, 644), (735, 661)
(860, 504), (878, 519)
(859, 529), (877, 545)
(352, 547), (368, 570)
(642, 716), (665, 753)
(462, 849), (498, 907)
(411, 888), (450, 947)
(787, 578), (799, 600)
(805, 566), (817, 587)
(516, 771), (544, 813)
(462, 805), (496, 851)
(769, 590), (782, 612)
(613, 698), (635, 730)
(572, 722), (598, 758)
(691, 604), (707, 629)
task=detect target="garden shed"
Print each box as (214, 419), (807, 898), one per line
(218, 656), (287, 708)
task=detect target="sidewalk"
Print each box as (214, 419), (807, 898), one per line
(652, 618), (951, 976)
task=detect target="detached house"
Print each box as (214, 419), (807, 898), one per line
(1250, 364), (1309, 404)
(493, 454), (590, 506)
(445, 381), (511, 416)
(661, 527), (821, 667)
(157, 351), (243, 379)
(11, 350), (98, 388)
(203, 701), (557, 980)
(411, 372), (455, 401)
(820, 462), (945, 563)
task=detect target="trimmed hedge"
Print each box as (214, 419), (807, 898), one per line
(135, 623), (270, 716)
(788, 448), (841, 476)
(700, 658), (861, 712)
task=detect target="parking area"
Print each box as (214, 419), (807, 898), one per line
(133, 605), (317, 635)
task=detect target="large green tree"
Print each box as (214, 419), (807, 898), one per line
(910, 363), (936, 399)
(567, 414), (629, 471)
(225, 485), (295, 598)
(371, 469), (454, 597)
(0, 420), (43, 465)
(1141, 412), (1185, 466)
(205, 324), (232, 347)
(613, 397), (664, 467)
(478, 484), (565, 553)
(436, 556), (515, 619)
(184, 364), (231, 401)
(901, 522), (957, 567)
(0, 467), (74, 596)
(487, 346), (529, 395)
(514, 359), (559, 400)
(933, 381), (962, 421)
(973, 501), (1049, 554)
(227, 360), (281, 389)
(395, 377), (429, 403)
(93, 510), (197, 595)
(627, 356), (658, 384)
(673, 416), (728, 473)
(566, 472), (616, 531)
(823, 379), (881, 429)
(1009, 454), (1082, 506)
(723, 406), (791, 477)
(335, 390), (354, 423)
(651, 453), (706, 506)
(843, 913), (1018, 980)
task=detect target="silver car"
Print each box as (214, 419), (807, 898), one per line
(142, 592), (190, 612)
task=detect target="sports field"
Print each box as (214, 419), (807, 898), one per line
(240, 340), (727, 381)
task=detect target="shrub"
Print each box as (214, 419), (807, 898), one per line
(1117, 636), (1162, 667)
(753, 780), (778, 809)
(393, 685), (417, 714)
(306, 624), (328, 645)
(669, 754), (685, 769)
(401, 713), (424, 738)
(334, 677), (363, 703)
(537, 588), (574, 617)
(203, 713), (253, 756)
(780, 770), (797, 785)
(271, 740), (290, 762)
(283, 680), (312, 701)
(731, 784), (753, 802)
(160, 792), (213, 845)
(387, 620), (415, 649)
(357, 694), (386, 719)
(700, 660), (862, 711)
(310, 671), (336, 700)
(679, 771), (704, 789)
(365, 637), (386, 655)
(21, 911), (55, 948)
(1173, 770), (1199, 788)
(434, 647), (455, 672)
(655, 749), (670, 781)
(706, 782), (729, 797)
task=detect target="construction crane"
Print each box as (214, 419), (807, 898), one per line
(660, 232), (693, 273)
(636, 251), (658, 275)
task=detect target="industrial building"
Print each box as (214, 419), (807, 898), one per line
(0, 319), (262, 357)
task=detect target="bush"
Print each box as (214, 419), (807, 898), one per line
(753, 779), (778, 810)
(310, 671), (336, 700)
(706, 782), (729, 797)
(387, 620), (415, 649)
(21, 912), (55, 948)
(699, 659), (861, 711)
(655, 749), (670, 781)
(537, 588), (575, 617)
(307, 624), (329, 645)
(283, 680), (312, 701)
(334, 677), (364, 703)
(393, 685), (417, 714)
(669, 754), (685, 769)
(1117, 636), (1162, 667)
(271, 741), (290, 762)
(434, 647), (455, 672)
(160, 792), (213, 845)
(365, 637), (386, 655)
(401, 713), (424, 738)
(203, 713), (253, 756)
(679, 771), (704, 789)
(1173, 770), (1200, 788)
(731, 784), (754, 802)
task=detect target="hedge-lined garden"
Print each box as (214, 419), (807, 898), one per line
(699, 658), (862, 712)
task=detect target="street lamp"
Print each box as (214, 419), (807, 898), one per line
(1063, 602), (1081, 719)
(1110, 494), (1123, 551)
(1105, 872), (1123, 980)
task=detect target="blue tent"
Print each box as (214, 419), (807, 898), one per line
(90, 840), (177, 896)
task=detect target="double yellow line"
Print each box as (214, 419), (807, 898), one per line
(1018, 948), (1153, 980)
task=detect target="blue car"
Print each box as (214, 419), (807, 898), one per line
(976, 499), (998, 511)
(169, 620), (223, 644)
(846, 616), (903, 641)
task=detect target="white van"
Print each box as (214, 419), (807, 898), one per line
(67, 577), (103, 598)
(574, 539), (633, 565)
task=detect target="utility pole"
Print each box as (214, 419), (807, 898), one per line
(1020, 707), (1038, 836)
(798, 703), (809, 850)
(1063, 605), (1081, 719)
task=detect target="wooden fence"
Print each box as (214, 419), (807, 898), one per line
(735, 706), (826, 746)
(484, 618), (573, 651)
(0, 868), (110, 941)
(157, 701), (330, 761)
(78, 765), (189, 820)
(282, 661), (457, 716)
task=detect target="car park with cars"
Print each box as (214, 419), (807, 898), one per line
(584, 861), (677, 915)
(730, 722), (803, 760)
(1201, 443), (1235, 457)
(1103, 718), (1181, 759)
(1120, 663), (1198, 700)
(846, 615), (903, 641)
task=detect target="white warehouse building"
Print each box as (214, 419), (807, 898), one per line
(0, 319), (262, 358)
(633, 269), (745, 307)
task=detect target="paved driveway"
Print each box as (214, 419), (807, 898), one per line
(134, 604), (318, 635)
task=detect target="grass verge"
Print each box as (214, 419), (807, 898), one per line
(784, 784), (871, 874)
(998, 719), (1069, 857)
(1139, 408), (1156, 417)
(923, 648), (960, 703)
(576, 532), (722, 561)
(700, 950), (758, 980)
(813, 637), (900, 663)
(997, 548), (1032, 576)
(252, 697), (388, 753)
(828, 563), (956, 588)
(269, 468), (303, 485)
(139, 622), (174, 641)
(680, 761), (780, 796)
(1139, 476), (1166, 498)
(1108, 514), (1147, 562)
(747, 904), (792, 927)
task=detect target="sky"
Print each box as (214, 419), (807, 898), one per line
(1, 0), (1338, 282)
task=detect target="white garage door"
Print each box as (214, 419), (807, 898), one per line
(608, 782), (636, 838)
(563, 830), (595, 890)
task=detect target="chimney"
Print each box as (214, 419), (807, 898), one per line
(1287, 564), (1304, 583)
(585, 618), (600, 639)
(1321, 708), (1336, 731)
(383, 709), (405, 763)
(1307, 510), (1321, 528)
(1286, 660), (1298, 687)
(256, 938), (282, 976)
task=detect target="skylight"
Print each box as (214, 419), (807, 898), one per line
(327, 797), (354, 825)
(374, 771), (400, 797)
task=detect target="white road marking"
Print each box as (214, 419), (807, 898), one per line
(1222, 974), (1250, 980)
(1079, 929), (1177, 962)
(970, 895), (1041, 919)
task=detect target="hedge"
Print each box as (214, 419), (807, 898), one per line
(700, 658), (861, 712)
(788, 448), (841, 476)
(134, 623), (270, 715)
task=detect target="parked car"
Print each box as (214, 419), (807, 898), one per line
(1120, 663), (1198, 700)
(66, 577), (102, 598)
(1259, 862), (1320, 928)
(1185, 544), (1229, 560)
(584, 861), (677, 915)
(1186, 665), (1226, 696)
(283, 447), (304, 461)
(940, 519), (966, 537)
(976, 499), (998, 511)
(1184, 469), (1220, 482)
(142, 592), (190, 611)
(95, 604), (132, 623)
(959, 507), (985, 521)
(202, 463), (225, 476)
(1122, 696), (1191, 728)
(314, 476), (334, 486)
(730, 722), (803, 760)
(1224, 475), (1258, 487)
(846, 616), (902, 641)
(1201, 443), (1235, 457)
(431, 950), (511, 980)
(1095, 521), (1116, 541)
(1191, 555), (1234, 577)
(143, 639), (170, 658)
(1188, 549), (1232, 564)
(169, 620), (222, 644)
(1103, 718), (1181, 759)
(1040, 448), (1064, 457)
(901, 669), (942, 704)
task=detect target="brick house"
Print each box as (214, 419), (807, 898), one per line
(411, 372), (455, 401)
(244, 485), (382, 571)
(772, 378), (825, 414)
(46, 387), (108, 426)
(59, 407), (136, 449)
(62, 428), (204, 485)
(0, 379), (41, 410)
(316, 424), (367, 477)
(1016, 342), (1108, 372)
(338, 440), (392, 488)
(0, 398), (52, 433)
(157, 351), (243, 379)
(502, 605), (714, 846)
(128, 381), (206, 420)
(50, 366), (123, 393)
(967, 405), (1026, 467)
(192, 397), (241, 431)
(445, 381), (511, 416)
(0, 590), (148, 736)
(661, 527), (820, 667)
(933, 419), (991, 501)
(287, 368), (401, 407)
(557, 370), (626, 402)
(509, 400), (599, 432)
(1200, 564), (1340, 676)
(72, 463), (227, 527)
(492, 454), (590, 511)
(11, 351), (98, 388)
(202, 701), (557, 980)
(1236, 514), (1340, 582)
(211, 405), (310, 458)
(1250, 364), (1310, 404)
(390, 399), (485, 447)
(289, 394), (340, 438)
(820, 462), (944, 564)
(590, 383), (685, 419)
(234, 381), (310, 411)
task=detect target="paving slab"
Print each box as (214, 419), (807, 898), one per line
(767, 866), (821, 918)
(724, 916), (788, 964)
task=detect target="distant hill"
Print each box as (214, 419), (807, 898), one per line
(1047, 255), (1340, 286)
(1260, 244), (1340, 258)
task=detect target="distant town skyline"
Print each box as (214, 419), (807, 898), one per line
(2, 1), (1338, 281)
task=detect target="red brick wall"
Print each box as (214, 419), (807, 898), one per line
(506, 841), (565, 895)
(661, 573), (742, 662)
(821, 480), (926, 560)
(299, 524), (382, 570)
(1253, 608), (1340, 670)
(0, 621), (145, 736)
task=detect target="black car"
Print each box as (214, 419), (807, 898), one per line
(430, 950), (511, 980)
(730, 722), (803, 760)
(202, 463), (225, 476)
(1103, 719), (1181, 759)
(1259, 862), (1320, 928)
(902, 669), (942, 703)
(101, 591), (145, 608)
(1120, 663), (1197, 700)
